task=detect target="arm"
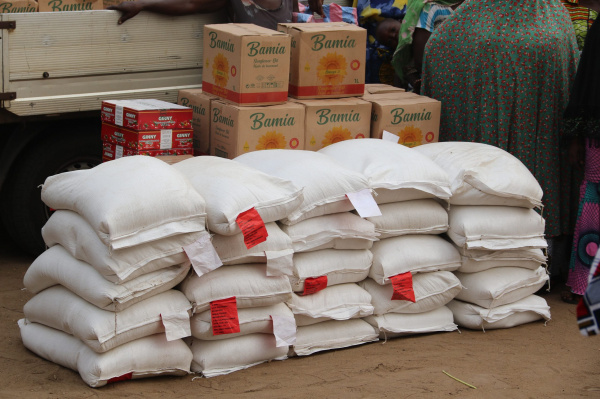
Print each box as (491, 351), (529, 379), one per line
(108, 0), (228, 24)
(307, 0), (324, 17)
(410, 27), (431, 94)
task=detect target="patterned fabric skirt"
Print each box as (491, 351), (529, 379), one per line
(568, 139), (600, 295)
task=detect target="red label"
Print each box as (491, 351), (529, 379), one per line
(107, 372), (133, 384)
(302, 276), (328, 295)
(210, 297), (240, 336)
(236, 207), (268, 249)
(202, 81), (287, 105)
(390, 272), (416, 302)
(289, 83), (364, 97)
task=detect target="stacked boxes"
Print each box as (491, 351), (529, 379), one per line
(100, 99), (193, 162)
(38, 0), (102, 11)
(177, 89), (216, 156)
(1, 0), (38, 12)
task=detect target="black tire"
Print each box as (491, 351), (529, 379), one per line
(1, 129), (102, 256)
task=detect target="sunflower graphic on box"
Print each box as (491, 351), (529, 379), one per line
(256, 131), (287, 150)
(322, 126), (352, 147)
(398, 125), (423, 148)
(317, 52), (347, 86)
(212, 53), (229, 87)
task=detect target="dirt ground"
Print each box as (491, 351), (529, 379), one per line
(1, 231), (599, 399)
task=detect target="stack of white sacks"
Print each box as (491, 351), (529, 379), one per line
(319, 139), (462, 338)
(172, 156), (304, 377)
(235, 150), (381, 356)
(19, 156), (208, 387)
(415, 142), (551, 330)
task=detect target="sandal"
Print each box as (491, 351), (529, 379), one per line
(561, 290), (581, 304)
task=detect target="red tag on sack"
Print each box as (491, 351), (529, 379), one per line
(303, 276), (328, 295)
(210, 297), (241, 335)
(107, 372), (133, 384)
(236, 208), (268, 249)
(389, 272), (416, 302)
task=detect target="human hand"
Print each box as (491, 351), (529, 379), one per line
(307, 0), (324, 17)
(568, 137), (585, 168)
(107, 1), (145, 24)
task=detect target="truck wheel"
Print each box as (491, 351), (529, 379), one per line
(1, 131), (102, 257)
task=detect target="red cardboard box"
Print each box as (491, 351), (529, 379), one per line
(100, 99), (193, 131)
(101, 123), (193, 150)
(102, 142), (193, 162)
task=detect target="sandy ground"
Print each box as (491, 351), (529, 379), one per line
(1, 232), (599, 399)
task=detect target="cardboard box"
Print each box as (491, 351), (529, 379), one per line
(292, 97), (372, 151)
(362, 83), (405, 99)
(102, 142), (193, 162)
(202, 23), (291, 106)
(0, 0), (38, 12)
(100, 99), (193, 131)
(366, 94), (441, 148)
(278, 22), (366, 99)
(155, 154), (195, 165)
(177, 89), (216, 156)
(101, 123), (193, 151)
(210, 100), (305, 159)
(39, 0), (102, 11)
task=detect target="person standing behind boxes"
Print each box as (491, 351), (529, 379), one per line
(108, 0), (325, 31)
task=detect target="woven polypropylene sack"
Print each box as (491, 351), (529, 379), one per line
(364, 306), (457, 339)
(415, 141), (543, 208)
(24, 245), (189, 311)
(172, 156), (303, 235)
(456, 247), (546, 273)
(291, 319), (379, 356)
(235, 150), (370, 225)
(41, 156), (207, 250)
(318, 139), (452, 204)
(18, 320), (192, 388)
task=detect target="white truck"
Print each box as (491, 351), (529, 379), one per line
(0, 10), (226, 255)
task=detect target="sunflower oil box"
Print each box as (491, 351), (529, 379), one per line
(366, 93), (441, 148)
(101, 123), (193, 151)
(38, 0), (102, 11)
(102, 142), (193, 162)
(277, 22), (366, 99)
(291, 97), (371, 151)
(202, 23), (291, 106)
(362, 83), (405, 98)
(0, 0), (37, 12)
(177, 89), (217, 156)
(101, 99), (193, 131)
(210, 100), (305, 159)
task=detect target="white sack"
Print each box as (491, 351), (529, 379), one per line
(235, 150), (370, 225)
(291, 319), (379, 357)
(364, 306), (457, 338)
(191, 302), (294, 340)
(318, 139), (452, 204)
(179, 264), (293, 314)
(172, 156), (303, 235)
(289, 249), (372, 292)
(414, 141), (543, 208)
(365, 199), (448, 238)
(447, 295), (551, 330)
(41, 156), (207, 250)
(286, 283), (374, 326)
(359, 272), (462, 315)
(19, 320), (191, 388)
(369, 235), (461, 284)
(189, 334), (287, 377)
(24, 245), (189, 311)
(457, 247), (546, 273)
(448, 205), (546, 250)
(42, 210), (204, 283)
(23, 287), (191, 353)
(279, 212), (378, 252)
(454, 266), (549, 308)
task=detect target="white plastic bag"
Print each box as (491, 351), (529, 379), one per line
(365, 199), (448, 238)
(364, 306), (457, 338)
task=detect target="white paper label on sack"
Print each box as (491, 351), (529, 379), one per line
(271, 315), (296, 347)
(160, 130), (173, 150)
(115, 145), (124, 159)
(115, 105), (124, 126)
(161, 310), (191, 341)
(183, 235), (223, 277)
(346, 189), (382, 218)
(382, 130), (399, 143)
(265, 249), (294, 277)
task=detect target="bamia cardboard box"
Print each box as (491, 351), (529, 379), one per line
(177, 89), (216, 156)
(366, 92), (441, 148)
(292, 97), (372, 151)
(278, 22), (366, 99)
(101, 99), (193, 131)
(102, 142), (193, 162)
(101, 123), (193, 151)
(39, 0), (102, 11)
(362, 83), (405, 99)
(0, 0), (37, 13)
(202, 23), (291, 106)
(210, 100), (305, 159)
